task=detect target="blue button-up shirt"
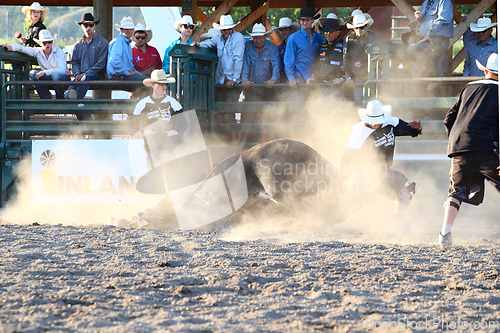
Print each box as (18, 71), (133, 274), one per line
(162, 37), (194, 74)
(284, 28), (323, 81)
(418, 0), (454, 38)
(241, 40), (280, 83)
(464, 36), (498, 76)
(107, 33), (136, 79)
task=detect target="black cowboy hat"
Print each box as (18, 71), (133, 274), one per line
(76, 13), (100, 25)
(294, 7), (321, 20)
(319, 19), (346, 33)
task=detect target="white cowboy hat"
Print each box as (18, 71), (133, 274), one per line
(114, 17), (135, 31)
(319, 13), (345, 26)
(247, 23), (272, 37)
(470, 17), (497, 32)
(174, 15), (199, 33)
(358, 100), (393, 125)
(272, 17), (301, 32)
(213, 15), (240, 30)
(200, 28), (220, 41)
(22, 2), (49, 15)
(346, 13), (374, 29)
(133, 23), (153, 44)
(476, 53), (498, 74)
(33, 29), (54, 44)
(143, 70), (176, 86)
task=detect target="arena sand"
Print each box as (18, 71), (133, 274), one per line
(1, 211), (500, 333)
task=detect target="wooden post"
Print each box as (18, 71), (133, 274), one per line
(183, 0), (197, 23)
(94, 0), (112, 101)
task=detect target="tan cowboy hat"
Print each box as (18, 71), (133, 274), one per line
(22, 2), (49, 15)
(247, 23), (272, 37)
(213, 15), (240, 30)
(476, 53), (498, 74)
(346, 13), (374, 29)
(143, 70), (176, 86)
(133, 23), (153, 44)
(272, 17), (300, 32)
(33, 29), (54, 45)
(114, 17), (135, 31)
(358, 100), (394, 125)
(470, 17), (497, 32)
(174, 15), (199, 33)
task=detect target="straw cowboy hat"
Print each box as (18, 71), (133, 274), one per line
(143, 70), (176, 86)
(22, 2), (49, 15)
(174, 15), (199, 33)
(133, 23), (153, 43)
(200, 28), (220, 41)
(213, 15), (240, 30)
(358, 100), (395, 125)
(346, 13), (374, 29)
(476, 53), (498, 74)
(247, 23), (272, 37)
(470, 17), (497, 32)
(33, 29), (54, 45)
(76, 13), (100, 26)
(272, 17), (301, 32)
(114, 17), (135, 31)
(319, 13), (345, 27)
(346, 10), (374, 28)
(319, 16), (346, 32)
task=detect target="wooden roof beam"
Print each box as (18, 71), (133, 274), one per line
(264, 19), (282, 46)
(234, 0), (270, 31)
(191, 0), (240, 41)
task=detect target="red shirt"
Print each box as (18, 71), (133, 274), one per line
(132, 45), (162, 73)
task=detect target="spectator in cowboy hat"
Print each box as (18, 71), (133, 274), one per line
(464, 18), (497, 77)
(407, 0), (453, 79)
(311, 17), (346, 99)
(439, 53), (499, 247)
(65, 13), (108, 106)
(199, 14), (245, 90)
(283, 7), (323, 89)
(241, 23), (280, 101)
(272, 17), (300, 82)
(163, 15), (198, 74)
(20, 2), (48, 47)
(132, 23), (162, 77)
(341, 100), (421, 220)
(2, 29), (69, 99)
(343, 10), (382, 101)
(107, 16), (148, 89)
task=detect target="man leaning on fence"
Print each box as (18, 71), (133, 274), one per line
(65, 13), (108, 106)
(2, 29), (69, 100)
(241, 23), (280, 102)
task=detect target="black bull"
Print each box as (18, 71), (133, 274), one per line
(130, 139), (353, 229)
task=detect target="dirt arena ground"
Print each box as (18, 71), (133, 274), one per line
(1, 214), (500, 333)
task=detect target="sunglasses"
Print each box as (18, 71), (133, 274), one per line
(182, 24), (195, 29)
(134, 35), (147, 39)
(42, 41), (53, 45)
(477, 29), (490, 34)
(83, 23), (95, 28)
(356, 25), (367, 30)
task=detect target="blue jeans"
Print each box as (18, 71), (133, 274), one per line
(30, 71), (69, 99)
(407, 36), (450, 77)
(65, 72), (104, 99)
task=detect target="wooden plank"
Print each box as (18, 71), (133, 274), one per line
(451, 0), (496, 46)
(191, 0), (240, 41)
(453, 5), (463, 24)
(197, 7), (209, 24)
(391, 0), (416, 23)
(234, 1), (270, 32)
(452, 48), (465, 72)
(264, 19), (282, 46)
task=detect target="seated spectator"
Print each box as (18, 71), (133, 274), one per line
(343, 11), (382, 101)
(107, 17), (148, 92)
(464, 18), (497, 77)
(20, 2), (48, 48)
(65, 13), (108, 105)
(311, 16), (346, 100)
(283, 7), (323, 88)
(163, 15), (197, 74)
(132, 24), (162, 77)
(2, 29), (69, 99)
(241, 23), (280, 101)
(272, 17), (300, 82)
